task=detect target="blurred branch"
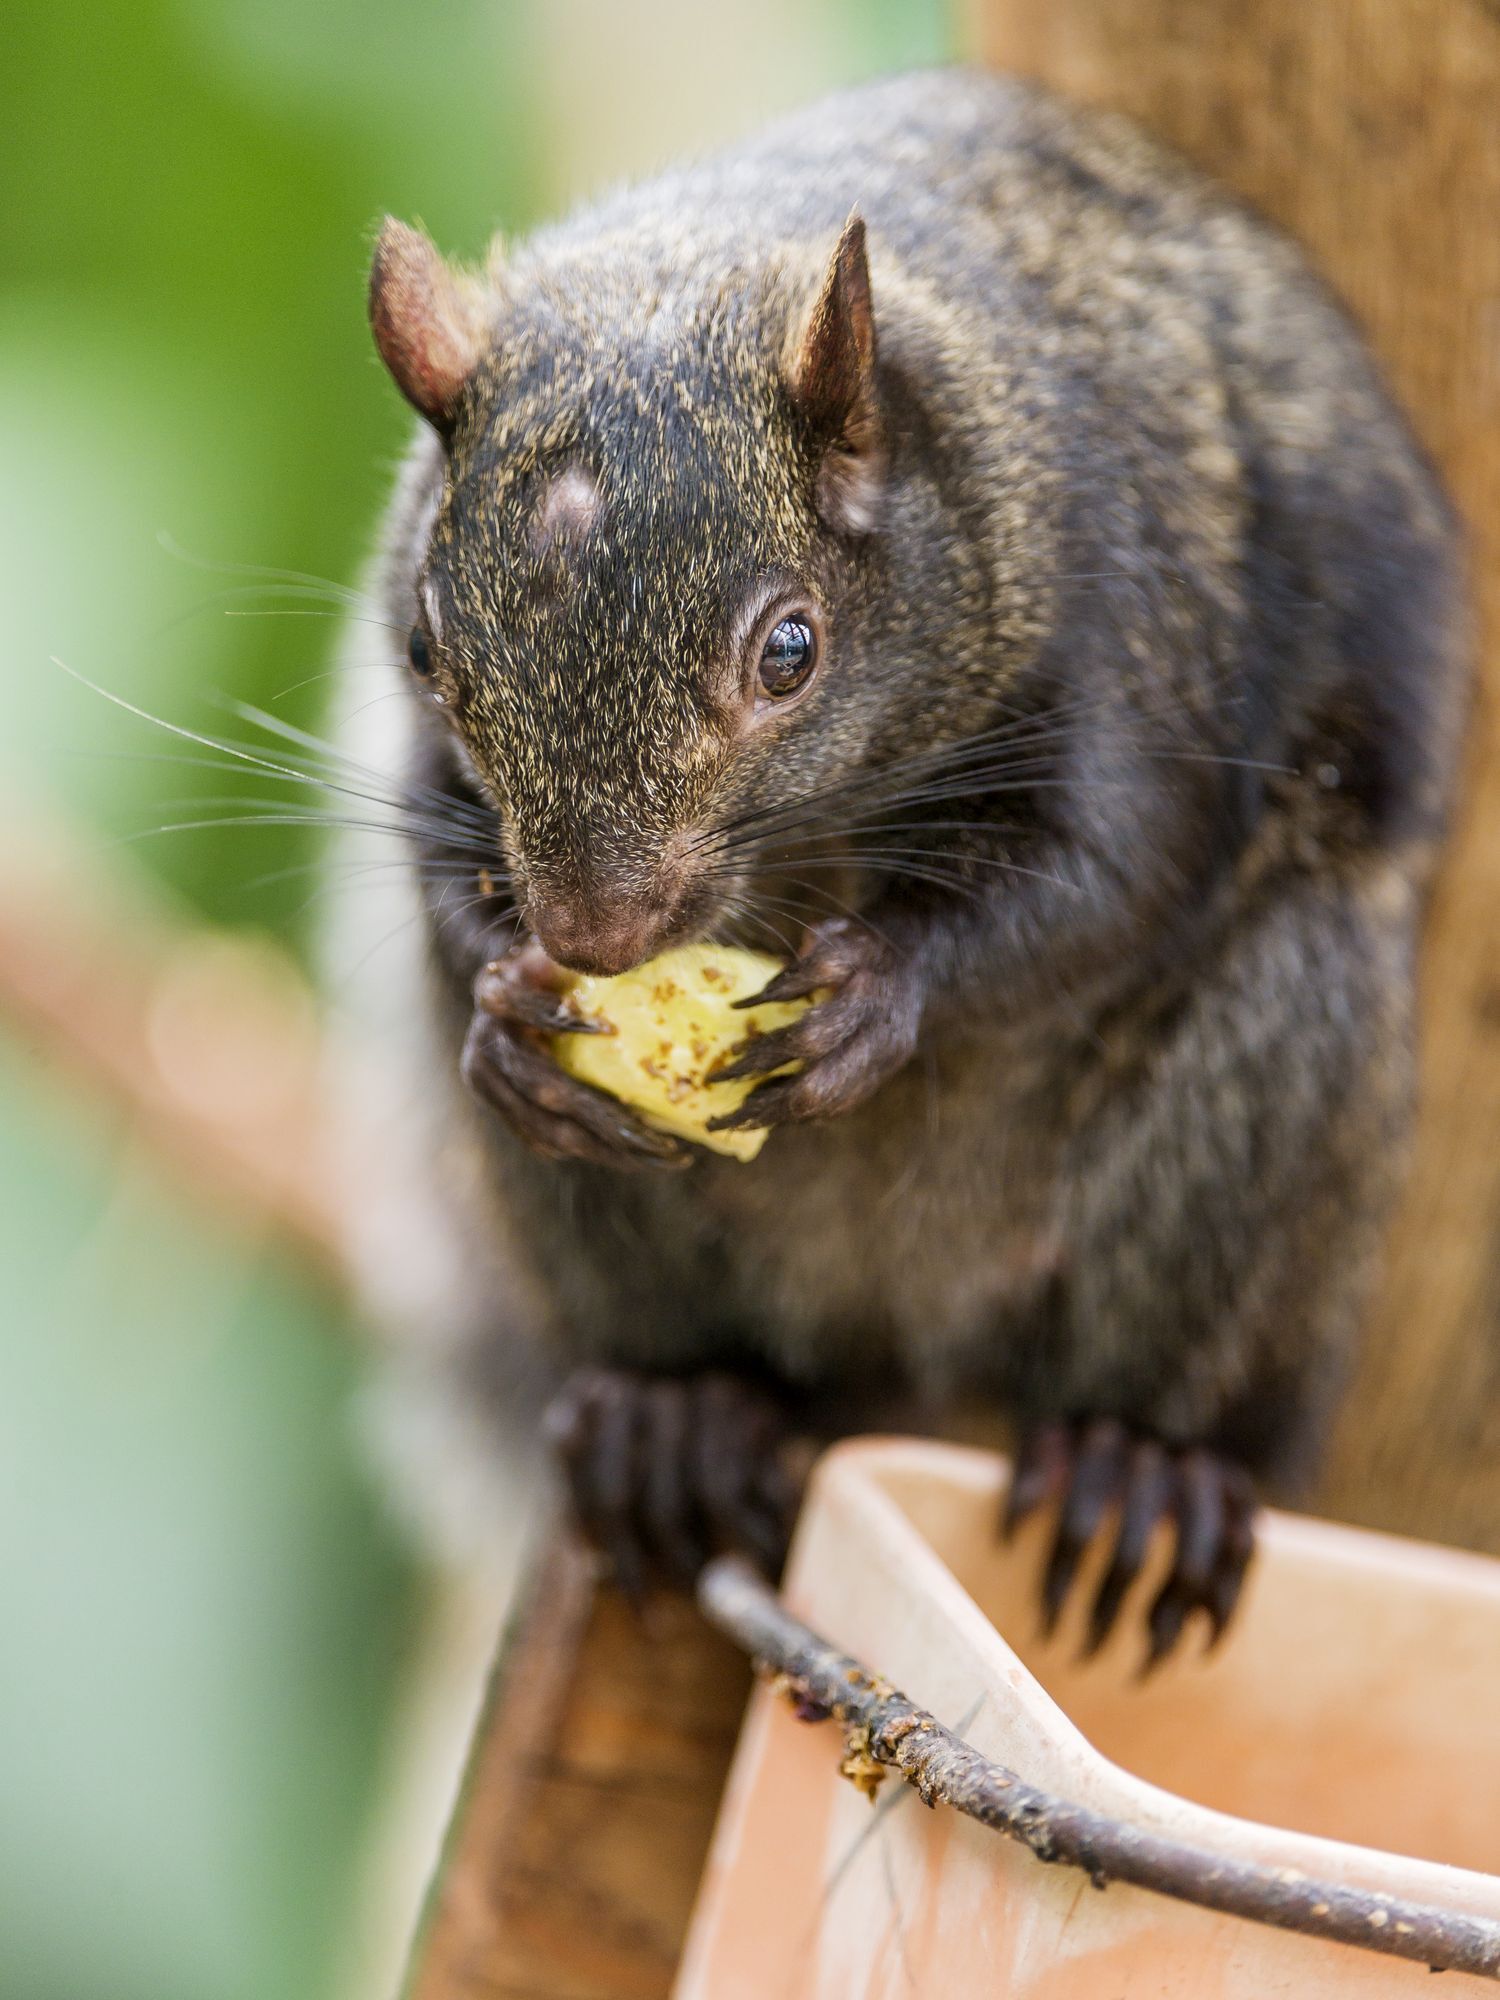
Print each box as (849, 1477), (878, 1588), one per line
(0, 809), (349, 1281)
(698, 1555), (1500, 1982)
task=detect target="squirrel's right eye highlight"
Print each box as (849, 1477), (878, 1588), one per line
(408, 625), (432, 676)
(758, 617), (817, 700)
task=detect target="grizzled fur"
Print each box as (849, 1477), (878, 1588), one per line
(354, 70), (1465, 1504)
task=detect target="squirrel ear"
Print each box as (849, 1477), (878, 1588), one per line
(369, 219), (495, 433)
(786, 213), (884, 533)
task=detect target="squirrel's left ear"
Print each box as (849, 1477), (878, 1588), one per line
(786, 213), (884, 534)
(369, 218), (497, 434)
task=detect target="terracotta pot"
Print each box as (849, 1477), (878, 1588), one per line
(677, 1437), (1500, 1996)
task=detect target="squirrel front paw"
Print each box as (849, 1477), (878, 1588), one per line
(462, 942), (690, 1171)
(706, 916), (924, 1132)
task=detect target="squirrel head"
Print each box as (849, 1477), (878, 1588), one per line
(371, 212), (897, 975)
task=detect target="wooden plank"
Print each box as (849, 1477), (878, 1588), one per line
(963, 0), (1500, 1552)
(403, 1538), (752, 2000)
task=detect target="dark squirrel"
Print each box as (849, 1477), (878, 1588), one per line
(349, 68), (1467, 1663)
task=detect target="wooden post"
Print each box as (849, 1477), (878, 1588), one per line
(964, 0), (1500, 1551)
(403, 1540), (752, 2000)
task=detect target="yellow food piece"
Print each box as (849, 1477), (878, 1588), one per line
(551, 944), (810, 1161)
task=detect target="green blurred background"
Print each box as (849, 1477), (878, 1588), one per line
(1, 4), (950, 1997)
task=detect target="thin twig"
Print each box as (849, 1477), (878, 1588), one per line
(696, 1555), (1500, 1982)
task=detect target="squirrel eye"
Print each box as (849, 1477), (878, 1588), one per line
(407, 624), (432, 676)
(758, 617), (817, 700)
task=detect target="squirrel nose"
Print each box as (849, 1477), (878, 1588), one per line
(529, 898), (672, 977)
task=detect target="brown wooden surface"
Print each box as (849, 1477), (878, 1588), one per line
(403, 1538), (752, 2000)
(963, 0), (1500, 1552)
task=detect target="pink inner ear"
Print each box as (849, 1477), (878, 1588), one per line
(788, 214), (885, 533)
(369, 219), (492, 430)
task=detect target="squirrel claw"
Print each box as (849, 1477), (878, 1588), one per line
(462, 1001), (688, 1169)
(711, 921), (925, 1127)
(545, 1368), (805, 1595)
(1005, 1418), (1258, 1667)
(474, 947), (606, 1035)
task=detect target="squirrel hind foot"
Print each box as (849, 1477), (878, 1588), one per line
(544, 1366), (803, 1601)
(1004, 1416), (1258, 1670)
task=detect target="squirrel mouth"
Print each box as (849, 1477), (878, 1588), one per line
(525, 887), (715, 980)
